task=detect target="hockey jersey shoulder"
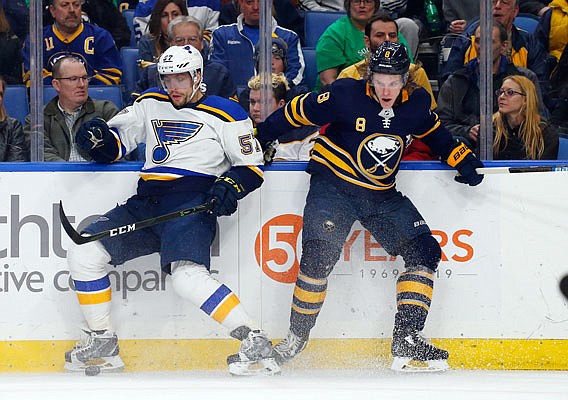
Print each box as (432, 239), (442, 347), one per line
(135, 88), (170, 103)
(196, 96), (249, 122)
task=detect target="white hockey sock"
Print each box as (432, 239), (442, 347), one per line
(67, 241), (114, 332)
(171, 261), (257, 333)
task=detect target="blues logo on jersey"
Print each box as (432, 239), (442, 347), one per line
(151, 120), (203, 163)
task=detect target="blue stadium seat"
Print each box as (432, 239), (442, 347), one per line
(4, 85), (29, 124)
(302, 47), (318, 92)
(43, 85), (123, 109)
(514, 13), (539, 34)
(558, 133), (568, 160)
(304, 11), (346, 48)
(120, 46), (140, 102)
(122, 9), (137, 47)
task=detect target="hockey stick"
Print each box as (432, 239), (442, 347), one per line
(475, 165), (568, 174)
(59, 200), (214, 245)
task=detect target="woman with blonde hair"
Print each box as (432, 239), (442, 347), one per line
(493, 75), (559, 160)
(0, 75), (28, 161)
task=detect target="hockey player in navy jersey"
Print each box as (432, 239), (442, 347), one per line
(64, 45), (279, 376)
(256, 42), (484, 372)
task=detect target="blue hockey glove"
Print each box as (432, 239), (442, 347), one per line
(447, 141), (484, 186)
(76, 117), (119, 163)
(207, 175), (244, 216)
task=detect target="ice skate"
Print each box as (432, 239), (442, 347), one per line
(227, 329), (280, 376)
(64, 329), (124, 373)
(391, 329), (449, 372)
(273, 330), (308, 366)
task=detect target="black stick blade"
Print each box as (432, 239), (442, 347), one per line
(59, 201), (94, 245)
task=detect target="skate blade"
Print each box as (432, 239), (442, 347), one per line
(391, 357), (449, 373)
(64, 355), (125, 374)
(228, 358), (281, 376)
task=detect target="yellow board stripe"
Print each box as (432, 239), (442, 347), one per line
(211, 293), (240, 323)
(76, 289), (112, 305)
(396, 281), (433, 299)
(2, 338), (568, 371)
(294, 286), (327, 304)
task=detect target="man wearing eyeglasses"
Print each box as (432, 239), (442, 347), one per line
(24, 56), (119, 161)
(136, 16), (236, 99)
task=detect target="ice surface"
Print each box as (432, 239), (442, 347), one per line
(1, 369), (567, 400)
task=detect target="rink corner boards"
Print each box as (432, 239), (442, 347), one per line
(1, 338), (568, 372)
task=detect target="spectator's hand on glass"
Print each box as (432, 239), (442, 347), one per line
(449, 20), (467, 34)
(468, 124), (480, 143)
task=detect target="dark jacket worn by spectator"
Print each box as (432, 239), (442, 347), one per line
(437, 56), (547, 149)
(442, 20), (553, 95)
(24, 97), (119, 162)
(0, 117), (28, 161)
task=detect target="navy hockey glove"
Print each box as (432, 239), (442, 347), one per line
(447, 141), (484, 186)
(76, 117), (119, 163)
(207, 175), (244, 216)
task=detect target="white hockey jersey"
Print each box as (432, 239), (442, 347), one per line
(108, 89), (264, 181)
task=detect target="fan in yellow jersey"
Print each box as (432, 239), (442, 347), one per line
(64, 45), (279, 376)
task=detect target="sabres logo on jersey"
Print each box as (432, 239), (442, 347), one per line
(357, 134), (403, 179)
(151, 119), (203, 163)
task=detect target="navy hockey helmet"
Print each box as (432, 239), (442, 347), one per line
(368, 42), (410, 76)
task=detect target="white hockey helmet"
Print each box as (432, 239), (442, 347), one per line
(157, 45), (203, 84)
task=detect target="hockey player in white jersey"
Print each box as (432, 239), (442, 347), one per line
(64, 44), (279, 376)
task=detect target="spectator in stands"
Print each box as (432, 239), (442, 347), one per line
(138, 0), (188, 63)
(315, 0), (417, 89)
(136, 15), (236, 99)
(1, 0), (28, 41)
(493, 75), (558, 159)
(0, 3), (22, 84)
(42, 0), (132, 49)
(534, 0), (568, 64)
(133, 0), (220, 44)
(239, 37), (309, 115)
(22, 0), (122, 87)
(24, 56), (119, 162)
(519, 0), (550, 16)
(441, 0), (552, 97)
(248, 73), (317, 161)
(210, 0), (304, 88)
(219, 0), (304, 44)
(0, 75), (28, 161)
(437, 23), (547, 151)
(442, 0), (479, 35)
(297, 0), (344, 11)
(338, 12), (437, 108)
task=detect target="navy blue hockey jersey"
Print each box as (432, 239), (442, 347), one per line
(22, 22), (122, 87)
(257, 78), (457, 194)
